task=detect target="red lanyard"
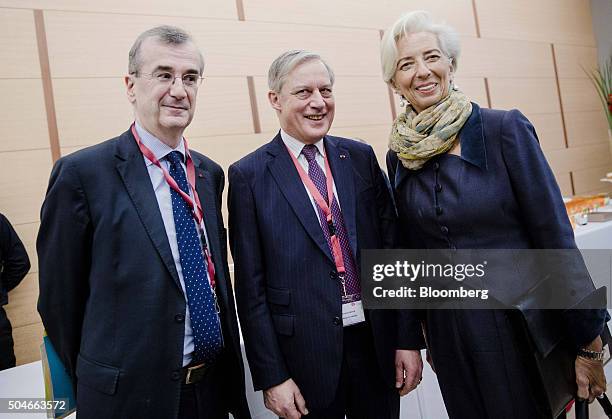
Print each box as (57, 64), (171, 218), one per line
(131, 123), (216, 288)
(286, 144), (346, 276)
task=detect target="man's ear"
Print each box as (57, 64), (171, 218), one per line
(268, 90), (282, 112)
(125, 75), (136, 104)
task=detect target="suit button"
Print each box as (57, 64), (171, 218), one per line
(333, 316), (341, 326)
(175, 314), (185, 323)
(440, 226), (449, 235)
(435, 206), (443, 215)
(433, 162), (440, 171)
(435, 184), (442, 192)
(330, 271), (338, 280)
(171, 371), (181, 381)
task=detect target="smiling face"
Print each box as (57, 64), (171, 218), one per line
(393, 31), (454, 114)
(268, 59), (335, 144)
(125, 37), (202, 146)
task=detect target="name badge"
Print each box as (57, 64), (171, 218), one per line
(342, 300), (365, 326)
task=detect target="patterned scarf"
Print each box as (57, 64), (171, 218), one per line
(389, 89), (473, 170)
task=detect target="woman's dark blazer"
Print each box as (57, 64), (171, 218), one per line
(386, 102), (608, 351)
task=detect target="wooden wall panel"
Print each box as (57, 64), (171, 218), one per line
(330, 124), (393, 168)
(4, 273), (39, 330)
(475, 0), (596, 46)
(547, 143), (612, 173)
(242, 0), (477, 36)
(13, 222), (39, 274)
(0, 149), (52, 225)
(565, 111), (609, 147)
(553, 171), (573, 196)
(44, 12), (382, 78)
(54, 77), (252, 149)
(554, 44), (598, 78)
(573, 166), (612, 195)
(454, 77), (488, 108)
(7, 321), (43, 365)
(254, 76), (392, 134)
(460, 38), (553, 78)
(0, 0), (238, 20)
(0, 8), (40, 79)
(0, 80), (49, 152)
(487, 78), (565, 151)
(559, 77), (603, 113)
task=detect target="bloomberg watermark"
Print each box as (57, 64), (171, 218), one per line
(361, 249), (612, 310)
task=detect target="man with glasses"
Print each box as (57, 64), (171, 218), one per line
(37, 26), (250, 419)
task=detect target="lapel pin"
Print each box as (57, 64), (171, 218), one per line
(198, 172), (204, 178)
(340, 154), (346, 159)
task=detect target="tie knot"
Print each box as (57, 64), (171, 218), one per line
(301, 144), (318, 162)
(166, 151), (184, 166)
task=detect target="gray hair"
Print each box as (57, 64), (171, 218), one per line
(128, 25), (204, 75)
(380, 11), (460, 85)
(268, 50), (335, 92)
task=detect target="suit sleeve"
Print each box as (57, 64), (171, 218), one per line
(37, 158), (91, 383)
(228, 164), (290, 391)
(0, 214), (31, 295)
(383, 150), (426, 349)
(500, 109), (608, 347)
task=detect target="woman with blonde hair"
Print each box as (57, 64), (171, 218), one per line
(381, 10), (608, 419)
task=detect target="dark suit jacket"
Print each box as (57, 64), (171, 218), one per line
(228, 133), (424, 409)
(387, 103), (608, 353)
(37, 129), (250, 419)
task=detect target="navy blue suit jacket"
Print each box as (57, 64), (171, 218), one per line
(37, 129), (250, 419)
(229, 133), (424, 408)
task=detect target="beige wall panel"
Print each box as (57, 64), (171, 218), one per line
(546, 143), (612, 174)
(330, 125), (392, 168)
(5, 273), (39, 329)
(0, 80), (49, 152)
(572, 166), (612, 195)
(525, 114), (565, 152)
(44, 12), (382, 78)
(554, 44), (598, 78)
(0, 9), (40, 79)
(552, 171), (573, 196)
(0, 0), (237, 19)
(53, 77), (252, 149)
(13, 222), (39, 274)
(565, 110), (610, 147)
(454, 77), (488, 107)
(54, 78), (132, 149)
(559, 78), (604, 113)
(254, 76), (392, 134)
(475, 0), (596, 46)
(190, 132), (270, 171)
(0, 149), (52, 225)
(460, 38), (553, 79)
(242, 0), (477, 36)
(11, 322), (44, 365)
(488, 78), (560, 115)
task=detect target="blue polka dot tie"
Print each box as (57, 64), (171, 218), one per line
(166, 151), (223, 364)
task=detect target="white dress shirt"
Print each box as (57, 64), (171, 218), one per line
(135, 121), (212, 367)
(280, 129), (341, 223)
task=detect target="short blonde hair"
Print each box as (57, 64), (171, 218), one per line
(380, 11), (460, 86)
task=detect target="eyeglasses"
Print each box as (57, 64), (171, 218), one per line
(133, 71), (204, 89)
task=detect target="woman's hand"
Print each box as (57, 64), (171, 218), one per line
(575, 336), (606, 402)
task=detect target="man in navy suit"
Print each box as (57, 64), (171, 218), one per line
(229, 50), (424, 419)
(37, 26), (250, 419)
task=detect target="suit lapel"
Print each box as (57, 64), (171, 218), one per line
(325, 137), (358, 258)
(114, 131), (182, 290)
(192, 159), (230, 308)
(266, 135), (334, 263)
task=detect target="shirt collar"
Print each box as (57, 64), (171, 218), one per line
(134, 121), (186, 166)
(457, 102), (487, 170)
(280, 128), (326, 159)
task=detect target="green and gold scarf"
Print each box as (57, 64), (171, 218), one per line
(389, 89), (473, 170)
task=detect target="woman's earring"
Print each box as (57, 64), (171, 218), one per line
(399, 95), (408, 108)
